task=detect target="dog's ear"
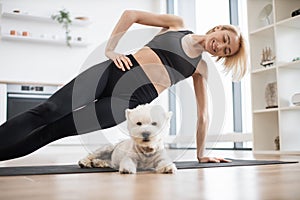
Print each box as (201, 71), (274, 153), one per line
(125, 108), (132, 120)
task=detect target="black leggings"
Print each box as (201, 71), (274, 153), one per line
(0, 55), (158, 161)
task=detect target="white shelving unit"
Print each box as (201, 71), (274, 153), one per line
(248, 0), (300, 154)
(0, 7), (91, 47)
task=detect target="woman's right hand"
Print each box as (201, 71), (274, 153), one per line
(105, 51), (133, 71)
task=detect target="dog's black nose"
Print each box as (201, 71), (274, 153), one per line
(142, 132), (150, 139)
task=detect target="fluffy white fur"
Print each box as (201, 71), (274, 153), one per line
(78, 104), (177, 174)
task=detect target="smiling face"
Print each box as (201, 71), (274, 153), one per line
(204, 26), (240, 57)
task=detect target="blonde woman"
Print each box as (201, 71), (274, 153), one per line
(0, 10), (247, 162)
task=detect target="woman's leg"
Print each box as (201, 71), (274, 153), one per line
(0, 96), (138, 161)
(0, 54), (158, 161)
(0, 59), (113, 148)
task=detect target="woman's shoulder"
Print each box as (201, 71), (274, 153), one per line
(156, 27), (193, 36)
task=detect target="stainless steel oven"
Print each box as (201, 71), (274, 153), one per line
(7, 84), (59, 120)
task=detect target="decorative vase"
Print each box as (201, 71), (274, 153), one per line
(265, 82), (278, 109)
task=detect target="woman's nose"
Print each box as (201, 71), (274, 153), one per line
(216, 42), (225, 52)
(217, 42), (225, 48)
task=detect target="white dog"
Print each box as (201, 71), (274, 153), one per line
(78, 104), (177, 174)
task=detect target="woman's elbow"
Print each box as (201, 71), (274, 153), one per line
(122, 10), (137, 23)
(197, 113), (209, 125)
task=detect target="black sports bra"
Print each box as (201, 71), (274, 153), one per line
(145, 30), (202, 85)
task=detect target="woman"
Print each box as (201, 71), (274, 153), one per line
(0, 10), (247, 162)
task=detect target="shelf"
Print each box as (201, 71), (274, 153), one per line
(276, 15), (300, 29)
(249, 15), (300, 35)
(251, 61), (300, 74)
(280, 106), (300, 111)
(249, 0), (300, 154)
(2, 12), (92, 26)
(253, 108), (278, 114)
(251, 65), (276, 74)
(277, 60), (300, 69)
(1, 34), (88, 47)
(249, 24), (274, 35)
(253, 106), (300, 113)
(274, 0), (300, 23)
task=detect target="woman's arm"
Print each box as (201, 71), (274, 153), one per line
(193, 61), (231, 163)
(105, 10), (184, 71)
(192, 62), (209, 160)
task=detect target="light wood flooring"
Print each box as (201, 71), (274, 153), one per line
(0, 145), (299, 200)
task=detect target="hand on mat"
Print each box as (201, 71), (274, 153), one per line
(106, 51), (133, 71)
(198, 157), (232, 163)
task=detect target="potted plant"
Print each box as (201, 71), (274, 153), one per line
(51, 9), (72, 46)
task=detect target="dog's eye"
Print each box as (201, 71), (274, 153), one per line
(151, 122), (157, 126)
(136, 122), (142, 126)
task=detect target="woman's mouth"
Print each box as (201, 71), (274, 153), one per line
(211, 39), (216, 53)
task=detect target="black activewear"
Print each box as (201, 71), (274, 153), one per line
(146, 30), (202, 85)
(0, 55), (158, 161)
(0, 30), (203, 161)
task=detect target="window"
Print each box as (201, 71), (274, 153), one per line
(168, 0), (252, 149)
(195, 0), (252, 149)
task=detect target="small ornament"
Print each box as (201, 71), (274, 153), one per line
(260, 47), (275, 67)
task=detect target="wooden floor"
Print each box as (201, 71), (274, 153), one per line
(0, 145), (299, 200)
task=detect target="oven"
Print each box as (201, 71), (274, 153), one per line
(7, 84), (59, 120)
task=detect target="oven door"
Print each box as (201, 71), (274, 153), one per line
(7, 93), (51, 120)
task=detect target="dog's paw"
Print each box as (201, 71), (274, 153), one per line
(119, 169), (136, 174)
(119, 167), (136, 174)
(119, 157), (137, 174)
(78, 158), (93, 168)
(91, 159), (110, 168)
(156, 163), (177, 174)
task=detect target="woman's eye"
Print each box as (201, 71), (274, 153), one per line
(151, 122), (157, 126)
(136, 122), (142, 126)
(225, 48), (231, 56)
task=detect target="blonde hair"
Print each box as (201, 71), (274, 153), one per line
(206, 25), (248, 81)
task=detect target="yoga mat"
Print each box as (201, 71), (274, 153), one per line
(0, 159), (297, 176)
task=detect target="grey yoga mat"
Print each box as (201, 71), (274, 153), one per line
(0, 159), (297, 176)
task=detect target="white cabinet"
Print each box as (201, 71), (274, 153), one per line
(247, 0), (300, 153)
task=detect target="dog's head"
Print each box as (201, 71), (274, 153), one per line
(125, 104), (172, 151)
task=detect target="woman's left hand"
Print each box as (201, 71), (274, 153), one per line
(105, 51), (132, 71)
(198, 157), (232, 163)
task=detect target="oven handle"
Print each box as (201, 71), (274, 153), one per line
(7, 94), (51, 99)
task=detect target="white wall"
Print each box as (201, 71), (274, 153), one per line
(0, 0), (164, 85)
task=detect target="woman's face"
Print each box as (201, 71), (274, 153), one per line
(204, 27), (240, 57)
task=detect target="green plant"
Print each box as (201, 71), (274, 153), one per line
(51, 9), (72, 46)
